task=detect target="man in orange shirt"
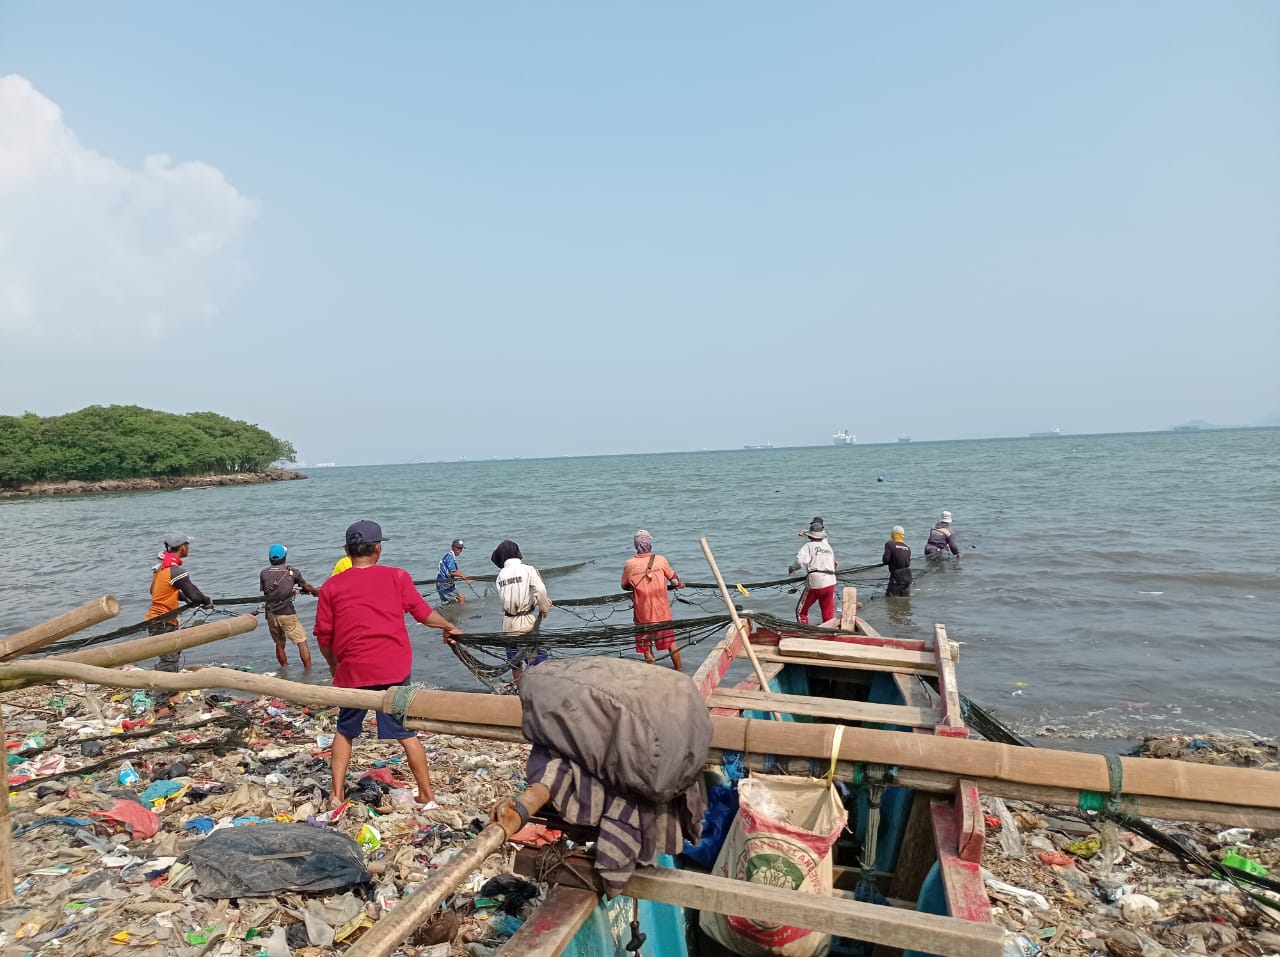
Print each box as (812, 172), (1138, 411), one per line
(621, 530), (685, 670)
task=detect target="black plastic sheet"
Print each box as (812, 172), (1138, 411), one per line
(186, 822), (370, 898)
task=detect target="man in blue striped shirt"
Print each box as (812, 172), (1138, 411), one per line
(436, 539), (471, 604)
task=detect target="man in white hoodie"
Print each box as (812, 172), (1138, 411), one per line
(788, 517), (839, 625)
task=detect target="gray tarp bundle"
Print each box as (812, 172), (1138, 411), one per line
(186, 822), (370, 898)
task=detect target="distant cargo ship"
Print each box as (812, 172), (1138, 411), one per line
(1171, 424), (1202, 432)
(743, 443), (774, 450)
(832, 430), (855, 446)
(1029, 428), (1062, 438)
(897, 434), (911, 443)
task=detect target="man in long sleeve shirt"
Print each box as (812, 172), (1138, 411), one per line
(145, 532), (212, 673)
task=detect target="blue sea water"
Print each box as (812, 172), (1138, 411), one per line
(2, 428), (1277, 745)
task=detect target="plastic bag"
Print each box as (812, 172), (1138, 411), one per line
(700, 774), (847, 957)
(185, 822), (370, 898)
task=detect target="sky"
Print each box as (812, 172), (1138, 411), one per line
(1, 2), (1277, 464)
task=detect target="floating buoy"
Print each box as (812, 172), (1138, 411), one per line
(877, 475), (885, 482)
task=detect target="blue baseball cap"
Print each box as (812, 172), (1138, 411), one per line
(345, 520), (388, 548)
(268, 544), (287, 562)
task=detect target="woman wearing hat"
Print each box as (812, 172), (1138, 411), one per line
(787, 517), (839, 625)
(924, 511), (960, 558)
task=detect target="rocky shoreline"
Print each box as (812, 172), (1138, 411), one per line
(0, 470), (307, 499)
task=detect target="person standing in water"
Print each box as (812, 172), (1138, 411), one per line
(882, 526), (913, 597)
(492, 540), (552, 686)
(260, 544), (321, 668)
(435, 539), (471, 605)
(788, 517), (839, 625)
(145, 532), (213, 673)
(924, 510), (960, 557)
(621, 529), (685, 670)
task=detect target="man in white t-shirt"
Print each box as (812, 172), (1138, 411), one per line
(787, 517), (839, 624)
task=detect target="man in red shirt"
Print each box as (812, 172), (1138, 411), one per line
(314, 520), (462, 807)
(621, 529), (684, 670)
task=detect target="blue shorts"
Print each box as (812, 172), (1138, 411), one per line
(505, 646), (548, 667)
(436, 584), (461, 603)
(335, 676), (414, 741)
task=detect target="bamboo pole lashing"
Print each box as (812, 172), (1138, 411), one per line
(0, 595), (120, 661)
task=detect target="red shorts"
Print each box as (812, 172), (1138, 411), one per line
(635, 627), (676, 654)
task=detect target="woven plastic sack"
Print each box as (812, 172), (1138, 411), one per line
(699, 774), (847, 957)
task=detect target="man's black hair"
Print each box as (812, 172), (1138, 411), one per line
(348, 542), (379, 558)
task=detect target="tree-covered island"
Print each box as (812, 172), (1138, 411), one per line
(0, 405), (303, 495)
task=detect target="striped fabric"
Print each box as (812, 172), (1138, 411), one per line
(527, 745), (705, 896)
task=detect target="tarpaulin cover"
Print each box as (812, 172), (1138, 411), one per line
(185, 822), (370, 898)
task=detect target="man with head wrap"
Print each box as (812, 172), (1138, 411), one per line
(491, 540), (553, 685)
(621, 530), (685, 670)
(882, 526), (913, 597)
(145, 532), (213, 673)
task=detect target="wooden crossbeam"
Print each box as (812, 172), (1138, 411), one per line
(777, 636), (938, 674)
(495, 886), (599, 957)
(515, 853), (1003, 957)
(706, 687), (941, 729)
(931, 624), (968, 737)
(746, 647), (937, 677)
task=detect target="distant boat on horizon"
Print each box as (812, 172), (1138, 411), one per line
(1171, 424), (1203, 432)
(832, 430), (855, 446)
(897, 434), (911, 443)
(1028, 428), (1062, 438)
(743, 442), (775, 450)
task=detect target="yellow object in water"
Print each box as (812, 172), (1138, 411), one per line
(736, 584), (751, 597)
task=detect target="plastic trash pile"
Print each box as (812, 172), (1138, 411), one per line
(983, 735), (1280, 957)
(1, 675), (540, 956)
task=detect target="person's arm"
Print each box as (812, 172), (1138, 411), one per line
(664, 559), (683, 589)
(530, 567), (551, 617)
(949, 530), (960, 556)
(882, 542), (892, 566)
(174, 570), (211, 606)
(402, 571), (462, 640)
(296, 570), (321, 597)
(451, 568), (470, 582)
(788, 545), (806, 576)
(423, 608), (462, 643)
(621, 564), (634, 592)
(314, 588), (336, 670)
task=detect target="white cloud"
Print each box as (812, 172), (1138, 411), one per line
(0, 74), (259, 340)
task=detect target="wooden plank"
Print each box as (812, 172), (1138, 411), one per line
(707, 688), (941, 729)
(0, 596), (119, 661)
(839, 586), (859, 631)
(778, 637), (937, 672)
(954, 780), (985, 863)
(932, 624), (968, 737)
(496, 886), (599, 957)
(691, 620), (749, 703)
(710, 660), (785, 717)
(516, 851), (1002, 957)
(930, 797), (992, 923)
(745, 647), (932, 677)
(888, 793), (936, 902)
(625, 866), (1001, 957)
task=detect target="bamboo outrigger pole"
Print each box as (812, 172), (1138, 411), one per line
(0, 595), (120, 661)
(4, 660), (1280, 827)
(699, 537), (780, 720)
(349, 785), (550, 957)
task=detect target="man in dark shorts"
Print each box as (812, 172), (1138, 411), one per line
(314, 520), (462, 807)
(145, 532), (213, 672)
(259, 543), (320, 668)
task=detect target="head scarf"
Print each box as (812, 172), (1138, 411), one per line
(891, 526), (905, 543)
(491, 540), (522, 569)
(633, 529), (653, 554)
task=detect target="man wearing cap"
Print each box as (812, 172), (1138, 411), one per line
(621, 530), (685, 670)
(315, 520), (462, 808)
(260, 544), (321, 668)
(924, 510), (960, 558)
(882, 526), (913, 597)
(435, 539), (471, 605)
(145, 533), (213, 673)
(787, 517), (839, 625)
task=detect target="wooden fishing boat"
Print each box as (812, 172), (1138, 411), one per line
(502, 588), (1004, 957)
